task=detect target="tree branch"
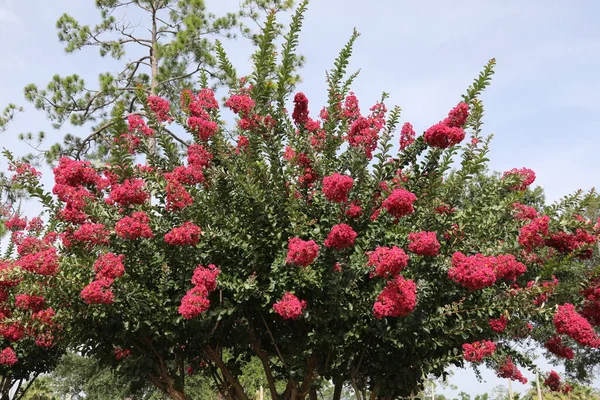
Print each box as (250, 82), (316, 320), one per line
(260, 314), (287, 369)
(248, 320), (280, 400)
(162, 127), (190, 148)
(204, 345), (249, 400)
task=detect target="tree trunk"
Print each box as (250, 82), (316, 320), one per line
(149, 372), (190, 400)
(0, 375), (12, 400)
(166, 386), (190, 400)
(332, 380), (343, 400)
(309, 387), (318, 400)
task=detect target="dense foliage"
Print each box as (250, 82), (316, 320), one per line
(1, 1), (599, 400)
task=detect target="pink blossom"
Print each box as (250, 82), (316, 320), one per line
(407, 231), (440, 256)
(286, 238), (319, 267)
(382, 188), (417, 219)
(367, 246), (409, 278)
(503, 168), (536, 191)
(462, 340), (496, 363)
(273, 292), (306, 320)
(324, 224), (357, 250)
(164, 222), (202, 246)
(373, 275), (417, 318)
(81, 279), (114, 305)
(322, 173), (354, 203)
(147, 95), (172, 123)
(399, 122), (415, 150)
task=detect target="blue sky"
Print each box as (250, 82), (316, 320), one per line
(1, 0), (599, 396)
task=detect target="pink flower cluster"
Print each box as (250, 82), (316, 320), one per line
(273, 292), (307, 320)
(225, 94), (255, 116)
(494, 254), (527, 281)
(53, 157), (102, 224)
(367, 246), (409, 278)
(162, 144), (213, 210)
(165, 177), (194, 210)
(345, 202), (363, 219)
(553, 303), (600, 347)
(292, 92), (309, 126)
(186, 89), (219, 141)
(448, 253), (496, 290)
(188, 144), (213, 169)
(324, 224), (357, 250)
(449, 252), (526, 290)
(164, 222), (202, 246)
(496, 357), (527, 384)
(424, 123), (465, 149)
(407, 231), (440, 256)
(373, 275), (417, 318)
(0, 347), (17, 366)
(236, 135), (250, 154)
(147, 95), (172, 123)
(518, 216), (549, 252)
(179, 265), (220, 319)
(72, 223), (110, 246)
(399, 122), (415, 150)
(489, 316), (508, 333)
(544, 335), (574, 359)
(128, 114), (154, 137)
(17, 237), (48, 256)
(344, 101), (387, 158)
(0, 323), (24, 341)
(17, 248), (59, 276)
(94, 253), (125, 282)
(544, 371), (571, 393)
(81, 279), (114, 305)
(581, 277), (600, 326)
(545, 229), (597, 258)
(503, 168), (536, 191)
(188, 118), (218, 141)
(343, 93), (360, 121)
(286, 237), (319, 267)
(81, 253), (126, 305)
(462, 340), (496, 362)
(15, 294), (46, 312)
(8, 161), (41, 183)
(424, 102), (469, 148)
(444, 102), (469, 127)
(382, 188), (417, 219)
(322, 173), (354, 203)
(512, 203), (537, 220)
(108, 179), (149, 206)
(115, 212), (154, 240)
(54, 157), (99, 187)
(4, 216), (27, 231)
(114, 347), (132, 361)
(284, 147), (318, 188)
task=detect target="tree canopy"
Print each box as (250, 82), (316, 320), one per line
(0, 1), (598, 400)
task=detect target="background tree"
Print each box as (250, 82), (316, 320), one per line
(19, 0), (297, 164)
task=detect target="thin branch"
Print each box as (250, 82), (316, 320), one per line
(14, 372), (40, 400)
(75, 111), (143, 159)
(162, 127), (190, 148)
(369, 382), (381, 400)
(260, 314), (287, 368)
(204, 345), (249, 400)
(156, 63), (218, 88)
(248, 319), (280, 400)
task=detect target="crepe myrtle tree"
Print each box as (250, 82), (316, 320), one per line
(0, 162), (64, 400)
(7, 2), (600, 400)
(19, 0), (298, 164)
